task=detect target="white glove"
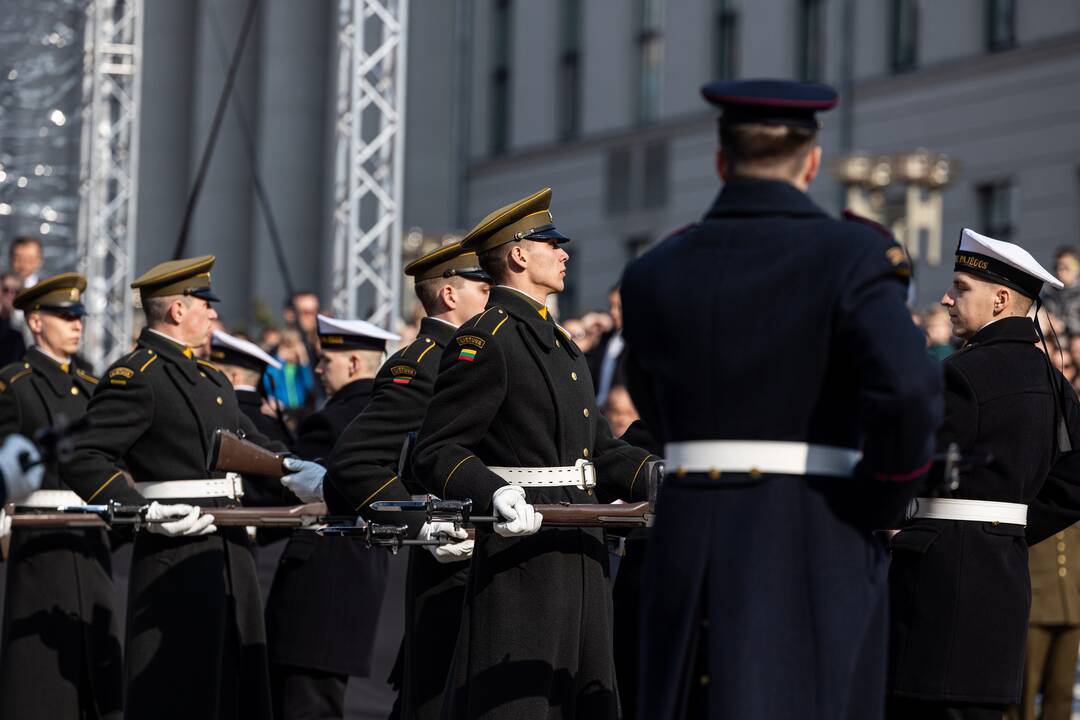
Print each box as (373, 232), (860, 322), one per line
(421, 521), (474, 563)
(281, 458), (326, 502)
(145, 502), (217, 537)
(0, 508), (11, 542)
(0, 434), (45, 503)
(491, 485), (543, 538)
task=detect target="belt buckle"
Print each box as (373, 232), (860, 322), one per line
(575, 459), (596, 491)
(225, 472), (244, 500)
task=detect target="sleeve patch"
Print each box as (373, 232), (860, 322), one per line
(0, 379), (6, 393)
(390, 364), (416, 384)
(109, 367), (134, 380)
(886, 245), (912, 277)
(456, 335), (486, 349)
(457, 347), (478, 362)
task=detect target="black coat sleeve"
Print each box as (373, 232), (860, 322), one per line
(291, 413), (337, 463)
(326, 358), (425, 516)
(1027, 384), (1080, 544)
(591, 416), (656, 503)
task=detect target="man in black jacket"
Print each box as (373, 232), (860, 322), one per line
(210, 329), (292, 446)
(0, 272), (123, 720)
(327, 241), (490, 720)
(61, 256), (323, 720)
(413, 188), (656, 719)
(887, 228), (1080, 719)
(264, 314), (399, 720)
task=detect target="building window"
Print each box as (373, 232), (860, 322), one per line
(890, 0), (918, 73)
(642, 141), (669, 210)
(713, 0), (738, 81)
(606, 147), (633, 215)
(985, 0), (1016, 52)
(798, 0), (825, 81)
(636, 0), (663, 125)
(558, 0), (583, 140)
(490, 0), (512, 155)
(976, 180), (1015, 241)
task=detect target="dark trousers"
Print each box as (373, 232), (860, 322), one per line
(270, 663), (347, 720)
(1006, 623), (1080, 720)
(887, 697), (1005, 719)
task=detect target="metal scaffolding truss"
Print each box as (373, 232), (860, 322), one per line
(76, 0), (143, 371)
(331, 0), (408, 327)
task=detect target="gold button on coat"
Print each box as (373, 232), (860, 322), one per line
(216, 397), (223, 405)
(571, 372), (577, 381)
(70, 386), (79, 395)
(583, 408), (589, 417)
(583, 448), (589, 457)
(1060, 567), (1069, 577)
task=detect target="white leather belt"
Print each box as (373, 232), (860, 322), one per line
(18, 490), (85, 508)
(664, 441), (861, 478)
(490, 460), (596, 491)
(908, 497), (1027, 526)
(134, 473), (244, 501)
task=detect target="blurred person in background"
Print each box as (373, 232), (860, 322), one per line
(8, 235), (43, 288)
(562, 317), (590, 351)
(1043, 247), (1080, 335)
(280, 291), (323, 406)
(588, 284), (627, 406)
(924, 305), (956, 361)
(0, 272), (26, 365)
(7, 236), (44, 346)
(581, 311), (612, 354)
(260, 325), (282, 351)
(602, 384), (639, 437)
(265, 327), (317, 411)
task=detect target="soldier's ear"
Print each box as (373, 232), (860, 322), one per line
(715, 150), (730, 182)
(802, 145), (822, 186)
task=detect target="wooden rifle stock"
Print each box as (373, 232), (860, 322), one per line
(8, 502), (347, 530)
(532, 500), (652, 528)
(208, 429), (288, 478)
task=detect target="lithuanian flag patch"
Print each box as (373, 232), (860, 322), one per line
(392, 377), (412, 385)
(458, 347), (478, 362)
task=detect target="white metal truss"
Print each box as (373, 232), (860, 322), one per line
(76, 0), (143, 371)
(331, 0), (408, 327)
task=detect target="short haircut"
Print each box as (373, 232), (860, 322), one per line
(719, 123), (817, 177)
(1055, 246), (1079, 262)
(284, 290), (318, 309)
(143, 294), (186, 326)
(8, 235), (41, 257)
(414, 275), (466, 315)
(478, 241), (525, 285)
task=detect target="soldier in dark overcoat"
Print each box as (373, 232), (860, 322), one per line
(887, 229), (1080, 720)
(326, 241), (491, 720)
(620, 80), (944, 720)
(413, 189), (657, 720)
(61, 256), (322, 720)
(0, 273), (123, 720)
(263, 314), (399, 720)
(209, 329), (293, 447)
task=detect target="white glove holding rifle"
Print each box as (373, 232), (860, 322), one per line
(421, 521), (474, 563)
(491, 485), (543, 538)
(146, 502), (217, 537)
(280, 458), (326, 502)
(0, 434), (45, 503)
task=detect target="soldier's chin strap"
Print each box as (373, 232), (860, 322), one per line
(1034, 298), (1072, 453)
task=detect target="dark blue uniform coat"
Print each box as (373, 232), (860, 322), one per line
(265, 378), (390, 678)
(620, 178), (943, 720)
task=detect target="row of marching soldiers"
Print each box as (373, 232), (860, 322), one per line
(5, 76), (1080, 720)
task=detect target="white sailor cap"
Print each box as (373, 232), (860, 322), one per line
(954, 228), (1063, 299)
(210, 330), (282, 372)
(316, 314), (401, 352)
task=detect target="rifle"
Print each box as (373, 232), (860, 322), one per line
(207, 428), (289, 478)
(8, 500), (353, 530)
(316, 517), (456, 553)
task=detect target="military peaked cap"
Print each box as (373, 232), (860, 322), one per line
(701, 79), (838, 129)
(404, 240), (491, 283)
(13, 272), (87, 316)
(954, 228), (1062, 299)
(130, 255), (220, 302)
(210, 329), (282, 373)
(317, 314), (400, 353)
(459, 187), (570, 253)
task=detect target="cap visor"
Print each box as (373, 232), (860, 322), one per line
(528, 227), (571, 244)
(191, 288), (221, 303)
(39, 303), (87, 317)
(458, 270), (493, 283)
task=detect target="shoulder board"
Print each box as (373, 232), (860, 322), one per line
(467, 305), (510, 335)
(76, 368), (99, 385)
(842, 210), (911, 280)
(662, 222), (698, 241)
(4, 363), (32, 387)
(104, 348), (155, 384)
(394, 339), (420, 360)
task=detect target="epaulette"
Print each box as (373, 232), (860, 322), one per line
(106, 348), (156, 385)
(76, 368), (99, 385)
(468, 305), (511, 335)
(0, 361), (32, 392)
(842, 210), (911, 280)
(196, 358), (221, 374)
